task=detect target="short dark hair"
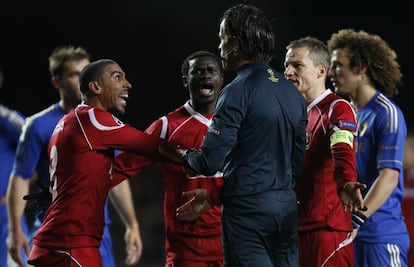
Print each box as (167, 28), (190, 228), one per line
(79, 59), (117, 96)
(181, 50), (223, 76)
(48, 45), (90, 77)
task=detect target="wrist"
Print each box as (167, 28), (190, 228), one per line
(352, 210), (367, 229)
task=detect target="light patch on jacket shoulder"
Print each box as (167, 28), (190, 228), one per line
(208, 126), (220, 136)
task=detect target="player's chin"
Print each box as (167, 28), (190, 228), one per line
(113, 104), (126, 116)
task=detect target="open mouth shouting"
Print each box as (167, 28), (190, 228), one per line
(199, 82), (214, 96)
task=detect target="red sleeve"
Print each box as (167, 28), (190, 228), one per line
(80, 108), (161, 156)
(329, 100), (358, 191)
(111, 118), (165, 187)
(112, 151), (154, 187)
(332, 142), (357, 191)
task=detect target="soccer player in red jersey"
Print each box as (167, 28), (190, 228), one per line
(284, 37), (366, 267)
(114, 51), (225, 267)
(27, 59), (165, 267)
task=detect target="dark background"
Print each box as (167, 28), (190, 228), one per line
(0, 0), (409, 266)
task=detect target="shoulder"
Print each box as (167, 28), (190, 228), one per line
(329, 95), (355, 112)
(365, 94), (405, 134)
(0, 103), (25, 128)
(26, 103), (64, 127)
(77, 106), (125, 130)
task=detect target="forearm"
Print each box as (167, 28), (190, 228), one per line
(7, 175), (30, 232)
(362, 168), (398, 217)
(108, 180), (138, 229)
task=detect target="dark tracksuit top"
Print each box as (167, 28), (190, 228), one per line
(185, 62), (306, 201)
(184, 62), (307, 266)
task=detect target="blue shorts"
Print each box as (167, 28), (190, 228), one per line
(100, 225), (116, 267)
(354, 239), (409, 267)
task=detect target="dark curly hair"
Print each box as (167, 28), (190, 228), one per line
(327, 29), (402, 97)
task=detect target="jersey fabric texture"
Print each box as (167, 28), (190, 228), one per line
(0, 103), (29, 266)
(354, 91), (409, 267)
(11, 102), (117, 267)
(115, 101), (223, 263)
(295, 90), (358, 267)
(31, 104), (159, 252)
(184, 63), (307, 266)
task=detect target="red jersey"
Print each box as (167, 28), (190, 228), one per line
(32, 104), (160, 249)
(296, 90), (358, 232)
(114, 101), (223, 262)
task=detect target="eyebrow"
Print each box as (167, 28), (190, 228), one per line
(110, 70), (124, 76)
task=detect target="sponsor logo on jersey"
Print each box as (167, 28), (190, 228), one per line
(53, 121), (64, 134)
(379, 144), (398, 151)
(338, 120), (357, 131)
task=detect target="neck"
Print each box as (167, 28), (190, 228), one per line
(189, 100), (215, 115)
(349, 85), (377, 110)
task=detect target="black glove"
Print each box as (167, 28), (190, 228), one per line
(23, 180), (52, 220)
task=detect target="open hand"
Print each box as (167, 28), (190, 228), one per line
(176, 189), (211, 221)
(340, 182), (367, 212)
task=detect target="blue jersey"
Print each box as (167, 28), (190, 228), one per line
(0, 103), (25, 196)
(355, 91), (409, 243)
(0, 103), (29, 265)
(12, 103), (65, 184)
(11, 102), (115, 267)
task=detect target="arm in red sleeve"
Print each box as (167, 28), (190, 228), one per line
(331, 141), (357, 192)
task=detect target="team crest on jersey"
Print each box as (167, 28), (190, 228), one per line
(267, 69), (279, 83)
(112, 115), (124, 126)
(305, 132), (312, 150)
(358, 122), (368, 137)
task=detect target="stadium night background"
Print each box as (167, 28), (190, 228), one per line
(1, 1), (408, 266)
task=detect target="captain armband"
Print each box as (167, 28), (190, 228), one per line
(330, 130), (354, 148)
(352, 211), (367, 229)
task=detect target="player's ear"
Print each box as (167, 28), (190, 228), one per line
(182, 75), (188, 88)
(89, 81), (102, 95)
(51, 75), (61, 89)
(317, 64), (327, 78)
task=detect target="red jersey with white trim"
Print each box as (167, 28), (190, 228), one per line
(296, 90), (358, 232)
(114, 101), (223, 262)
(32, 104), (160, 249)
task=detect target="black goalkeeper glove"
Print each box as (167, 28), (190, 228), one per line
(23, 180), (52, 220)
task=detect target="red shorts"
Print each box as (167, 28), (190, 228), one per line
(298, 229), (354, 267)
(28, 243), (102, 267)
